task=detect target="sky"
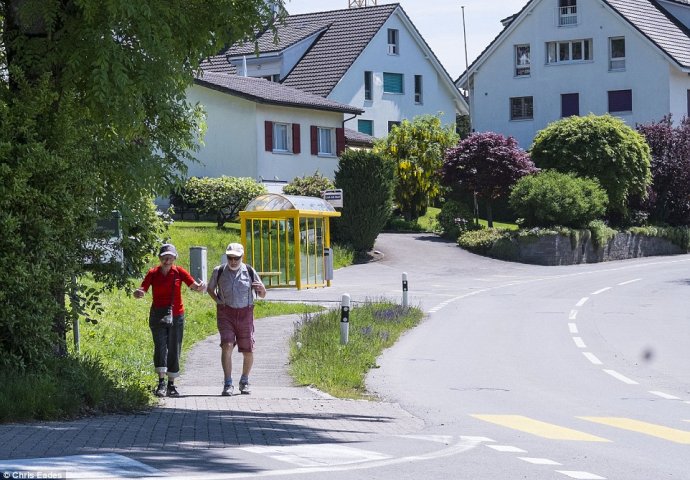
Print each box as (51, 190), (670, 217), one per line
(285, 0), (528, 79)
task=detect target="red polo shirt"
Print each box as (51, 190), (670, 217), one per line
(140, 265), (196, 316)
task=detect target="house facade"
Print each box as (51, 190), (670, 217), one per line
(201, 3), (467, 139)
(186, 73), (363, 183)
(457, 0), (690, 148)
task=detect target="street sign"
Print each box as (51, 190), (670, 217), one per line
(323, 189), (343, 208)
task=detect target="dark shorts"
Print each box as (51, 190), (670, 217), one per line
(217, 305), (255, 352)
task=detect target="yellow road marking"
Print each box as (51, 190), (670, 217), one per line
(471, 415), (610, 442)
(580, 417), (690, 444)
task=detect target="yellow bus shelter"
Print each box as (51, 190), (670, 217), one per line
(239, 194), (341, 289)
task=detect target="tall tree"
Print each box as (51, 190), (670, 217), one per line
(375, 114), (458, 221)
(442, 132), (537, 227)
(0, 0), (285, 369)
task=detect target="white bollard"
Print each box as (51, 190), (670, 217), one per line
(340, 293), (350, 345)
(402, 272), (408, 308)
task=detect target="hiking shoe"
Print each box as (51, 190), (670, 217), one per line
(166, 384), (180, 397)
(221, 383), (234, 396)
(154, 382), (166, 398)
(239, 381), (251, 395)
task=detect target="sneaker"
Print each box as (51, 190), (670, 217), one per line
(221, 383), (234, 396)
(166, 384), (180, 397)
(239, 380), (251, 395)
(154, 381), (166, 398)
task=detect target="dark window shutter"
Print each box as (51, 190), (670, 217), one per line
(561, 93), (579, 117)
(310, 126), (318, 155)
(608, 89), (632, 112)
(336, 128), (345, 156)
(292, 124), (301, 154)
(264, 121), (273, 151)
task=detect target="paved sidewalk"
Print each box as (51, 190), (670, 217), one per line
(0, 313), (423, 465)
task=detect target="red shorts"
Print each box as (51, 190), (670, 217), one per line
(217, 305), (255, 352)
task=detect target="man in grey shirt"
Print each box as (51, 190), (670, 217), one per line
(207, 242), (266, 396)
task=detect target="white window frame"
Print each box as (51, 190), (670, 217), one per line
(510, 96), (534, 121)
(609, 37), (626, 71)
(387, 28), (399, 55)
(414, 75), (423, 104)
(515, 44), (531, 77)
(546, 39), (592, 65)
(317, 127), (336, 156)
(364, 71), (373, 101)
(273, 122), (292, 153)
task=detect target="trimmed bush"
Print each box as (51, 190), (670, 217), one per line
(333, 150), (395, 253)
(283, 171), (334, 198)
(530, 114), (651, 224)
(437, 200), (475, 239)
(180, 176), (266, 228)
(509, 171), (608, 228)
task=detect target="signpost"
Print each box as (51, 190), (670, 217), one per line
(323, 189), (343, 208)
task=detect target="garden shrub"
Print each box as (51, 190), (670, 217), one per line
(180, 176), (266, 227)
(283, 171), (334, 198)
(530, 114), (651, 224)
(437, 200), (475, 239)
(333, 150), (395, 253)
(457, 228), (507, 254)
(509, 171), (608, 228)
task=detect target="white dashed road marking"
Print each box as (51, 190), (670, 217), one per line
(591, 287), (611, 295)
(556, 471), (606, 479)
(568, 323), (579, 334)
(649, 391), (681, 400)
(583, 352), (603, 365)
(572, 337), (586, 348)
(576, 297), (589, 307)
(603, 369), (638, 385)
(518, 457), (562, 465)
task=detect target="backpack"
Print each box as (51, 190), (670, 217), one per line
(215, 263), (257, 299)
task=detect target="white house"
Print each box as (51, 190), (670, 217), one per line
(457, 0), (690, 148)
(201, 3), (467, 139)
(186, 73), (364, 184)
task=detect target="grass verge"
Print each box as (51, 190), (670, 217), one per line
(289, 300), (424, 399)
(0, 220), (328, 423)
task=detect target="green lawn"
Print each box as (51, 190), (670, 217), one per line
(417, 206), (518, 232)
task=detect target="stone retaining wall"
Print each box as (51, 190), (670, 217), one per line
(488, 232), (685, 266)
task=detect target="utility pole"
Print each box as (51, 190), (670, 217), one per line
(461, 5), (471, 132)
(461, 5), (478, 225)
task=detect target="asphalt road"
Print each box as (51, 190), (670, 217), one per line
(364, 234), (690, 480)
(218, 232), (690, 479)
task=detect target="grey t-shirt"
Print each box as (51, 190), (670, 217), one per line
(207, 263), (262, 308)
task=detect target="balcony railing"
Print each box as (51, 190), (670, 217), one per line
(558, 5), (578, 26)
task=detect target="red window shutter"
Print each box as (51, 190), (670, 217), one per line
(310, 126), (318, 155)
(264, 121), (273, 152)
(292, 123), (301, 154)
(336, 127), (346, 156)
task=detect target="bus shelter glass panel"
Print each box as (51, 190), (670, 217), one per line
(245, 218), (294, 287)
(299, 217), (325, 287)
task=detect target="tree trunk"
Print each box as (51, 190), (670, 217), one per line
(486, 202), (494, 229)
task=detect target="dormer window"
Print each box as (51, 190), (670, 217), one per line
(558, 0), (578, 26)
(387, 29), (399, 55)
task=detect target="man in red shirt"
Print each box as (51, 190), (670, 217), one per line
(134, 243), (205, 397)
